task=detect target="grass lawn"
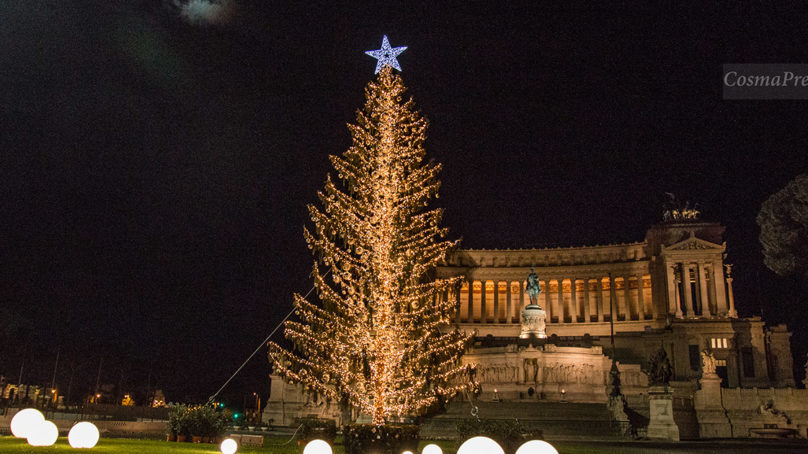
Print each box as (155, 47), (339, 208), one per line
(0, 436), (453, 454)
(2, 435), (806, 453)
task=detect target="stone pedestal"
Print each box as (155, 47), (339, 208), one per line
(519, 304), (547, 339)
(694, 376), (732, 438)
(647, 385), (680, 440)
(608, 395), (632, 437)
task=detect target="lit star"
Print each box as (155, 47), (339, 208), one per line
(365, 35), (407, 74)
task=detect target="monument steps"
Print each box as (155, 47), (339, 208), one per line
(421, 400), (626, 440)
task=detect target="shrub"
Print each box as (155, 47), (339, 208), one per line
(166, 404), (188, 436)
(343, 424), (419, 454)
(295, 417), (337, 444)
(174, 405), (233, 438)
(456, 418), (542, 454)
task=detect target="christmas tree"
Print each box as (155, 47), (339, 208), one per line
(268, 66), (472, 425)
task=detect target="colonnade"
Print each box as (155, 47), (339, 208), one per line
(454, 274), (654, 324)
(665, 261), (735, 318)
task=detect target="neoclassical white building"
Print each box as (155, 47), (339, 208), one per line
(438, 220), (793, 390)
(265, 220), (807, 439)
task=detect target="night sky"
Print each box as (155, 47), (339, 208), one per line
(2, 2), (807, 407)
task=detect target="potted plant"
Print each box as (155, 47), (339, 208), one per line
(165, 416), (178, 442)
(213, 409), (233, 443)
(166, 404), (187, 442)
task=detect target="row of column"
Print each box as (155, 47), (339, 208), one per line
(454, 275), (655, 324)
(665, 261), (736, 318)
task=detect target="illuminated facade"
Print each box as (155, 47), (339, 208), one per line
(265, 220), (808, 438)
(437, 221), (793, 390)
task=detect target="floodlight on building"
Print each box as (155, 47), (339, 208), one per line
(303, 439), (332, 454)
(220, 438), (238, 454)
(515, 440), (559, 454)
(27, 420), (59, 447)
(10, 408), (45, 438)
(457, 436), (505, 454)
(421, 444), (443, 454)
(68, 421), (100, 448)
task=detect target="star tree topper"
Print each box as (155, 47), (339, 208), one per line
(365, 35), (407, 74)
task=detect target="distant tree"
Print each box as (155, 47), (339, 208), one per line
(757, 174), (808, 278)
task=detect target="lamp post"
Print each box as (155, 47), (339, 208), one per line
(252, 392), (261, 424)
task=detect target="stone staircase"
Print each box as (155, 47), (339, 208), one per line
(421, 400), (624, 440)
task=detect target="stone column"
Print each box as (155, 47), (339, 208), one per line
(596, 278), (605, 322)
(682, 265), (695, 318)
(673, 267), (683, 318)
(506, 281), (513, 324)
(712, 261), (728, 316)
(623, 276), (633, 320)
(665, 263), (677, 316)
(493, 281), (500, 323)
(480, 280), (487, 323)
(583, 278), (591, 322)
(571, 280), (577, 323)
(637, 274), (647, 320)
(725, 265), (737, 318)
(520, 280), (525, 308)
(557, 279), (564, 323)
(543, 280), (552, 322)
(697, 262), (711, 318)
(609, 274), (617, 322)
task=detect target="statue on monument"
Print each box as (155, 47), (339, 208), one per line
(608, 360), (623, 397)
(700, 350), (718, 378)
(646, 348), (673, 386)
(525, 267), (542, 307)
(662, 192), (701, 222)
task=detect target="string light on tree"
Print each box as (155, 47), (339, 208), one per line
(269, 49), (473, 426)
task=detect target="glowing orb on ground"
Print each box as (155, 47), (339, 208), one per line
(68, 422), (100, 448)
(515, 440), (559, 454)
(457, 436), (505, 454)
(402, 451), (414, 454)
(10, 408), (45, 438)
(220, 437), (238, 454)
(303, 439), (332, 454)
(421, 444), (443, 454)
(27, 420), (59, 447)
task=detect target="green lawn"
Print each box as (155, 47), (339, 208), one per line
(0, 436), (452, 454)
(1, 436), (806, 453)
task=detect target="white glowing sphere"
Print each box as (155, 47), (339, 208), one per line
(220, 438), (238, 454)
(27, 420), (59, 447)
(515, 440), (559, 454)
(457, 436), (505, 454)
(303, 439), (332, 454)
(421, 444), (443, 454)
(10, 408), (45, 438)
(68, 422), (100, 448)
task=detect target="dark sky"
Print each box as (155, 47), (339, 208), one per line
(2, 1), (807, 405)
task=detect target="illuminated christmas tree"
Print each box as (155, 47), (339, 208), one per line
(268, 65), (473, 425)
